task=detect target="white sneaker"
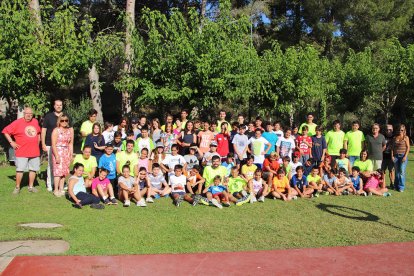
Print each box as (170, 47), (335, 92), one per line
(241, 190), (248, 197)
(211, 199), (223, 209)
(146, 197), (154, 203)
(124, 200), (131, 207)
(292, 196), (298, 200)
(258, 196), (265, 202)
(47, 186), (52, 192)
(136, 199), (147, 207)
(250, 195), (257, 203)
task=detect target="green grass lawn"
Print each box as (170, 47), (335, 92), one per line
(0, 150), (413, 256)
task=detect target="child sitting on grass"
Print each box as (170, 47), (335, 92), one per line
(322, 169), (339, 195)
(290, 166), (314, 198)
(148, 163), (171, 199)
(170, 164), (193, 207)
(281, 156), (292, 180)
(250, 169), (269, 202)
(364, 169), (391, 197)
(186, 165), (205, 195)
(205, 175), (230, 209)
(91, 168), (117, 205)
(349, 166), (367, 196)
(118, 165), (146, 207)
(335, 149), (351, 176)
(271, 168), (297, 201)
(334, 168), (353, 195)
(225, 166), (252, 206)
(136, 167), (152, 203)
(306, 166), (323, 196)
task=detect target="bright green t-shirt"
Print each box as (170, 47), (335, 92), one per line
(80, 120), (94, 150)
(121, 140), (139, 153)
(202, 165), (228, 187)
(307, 174), (321, 184)
(72, 154), (97, 178)
(299, 123), (317, 136)
(116, 151), (139, 176)
(227, 176), (247, 194)
(344, 130), (365, 156)
(353, 159), (373, 172)
(325, 130), (345, 156)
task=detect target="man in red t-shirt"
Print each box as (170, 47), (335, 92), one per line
(3, 107), (41, 194)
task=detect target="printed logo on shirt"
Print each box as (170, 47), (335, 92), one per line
(25, 126), (37, 137)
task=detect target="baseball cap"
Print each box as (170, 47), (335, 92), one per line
(210, 141), (218, 147)
(156, 142), (164, 148)
(293, 151), (300, 157)
(105, 142), (114, 148)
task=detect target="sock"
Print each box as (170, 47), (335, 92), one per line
(103, 196), (108, 201)
(110, 196), (115, 200)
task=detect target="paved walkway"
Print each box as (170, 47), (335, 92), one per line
(2, 242), (414, 275)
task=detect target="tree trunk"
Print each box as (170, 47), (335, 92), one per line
(122, 0), (135, 115)
(323, 8), (334, 58)
(201, 0), (207, 18)
(88, 64), (104, 124)
(29, 0), (42, 26)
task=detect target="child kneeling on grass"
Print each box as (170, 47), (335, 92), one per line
(250, 169), (269, 202)
(68, 163), (104, 209)
(271, 168), (297, 201)
(118, 165), (146, 207)
(170, 164), (194, 207)
(205, 175), (230, 209)
(364, 169), (391, 197)
(91, 168), (117, 205)
(290, 166), (314, 198)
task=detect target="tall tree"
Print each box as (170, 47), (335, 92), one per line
(122, 0), (135, 115)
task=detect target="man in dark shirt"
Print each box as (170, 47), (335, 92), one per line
(365, 123), (386, 171)
(41, 99), (71, 191)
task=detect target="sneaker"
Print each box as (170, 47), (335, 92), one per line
(313, 192), (320, 198)
(236, 194), (251, 206)
(154, 194), (161, 199)
(250, 195), (257, 204)
(211, 198), (223, 209)
(123, 200), (131, 207)
(12, 187), (20, 195)
(258, 196), (265, 202)
(46, 186), (53, 192)
(146, 197), (154, 203)
(73, 202), (83, 209)
(199, 197), (210, 206)
(389, 183), (394, 189)
(111, 198), (118, 205)
(63, 185), (68, 191)
(175, 195), (184, 207)
(383, 192), (392, 197)
(222, 201), (231, 207)
(322, 191), (330, 195)
(90, 203), (105, 209)
(163, 194), (170, 198)
(362, 192), (367, 197)
(368, 192), (373, 196)
(292, 196), (298, 200)
(136, 199), (147, 207)
(241, 190), (248, 197)
(28, 186), (38, 193)
(341, 190), (349, 196)
(104, 198), (111, 205)
(192, 195), (202, 206)
(53, 191), (61, 197)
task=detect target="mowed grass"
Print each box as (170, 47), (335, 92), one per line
(0, 150), (413, 255)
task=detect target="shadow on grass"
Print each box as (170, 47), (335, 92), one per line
(7, 174), (41, 188)
(316, 203), (414, 234)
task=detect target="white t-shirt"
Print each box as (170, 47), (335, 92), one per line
(118, 176), (135, 189)
(232, 134), (249, 159)
(276, 137), (296, 158)
(248, 136), (269, 164)
(290, 161), (303, 176)
(162, 154), (186, 170)
(169, 175), (186, 192)
(102, 130), (115, 144)
(148, 173), (167, 190)
(273, 130), (284, 138)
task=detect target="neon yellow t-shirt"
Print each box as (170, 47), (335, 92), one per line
(273, 176), (289, 192)
(227, 176), (247, 194)
(299, 123), (317, 136)
(353, 159), (373, 172)
(241, 164), (258, 181)
(80, 120), (94, 150)
(116, 151), (139, 176)
(307, 174), (321, 184)
(344, 130), (365, 156)
(72, 154), (97, 178)
(202, 165), (228, 187)
(325, 130), (345, 156)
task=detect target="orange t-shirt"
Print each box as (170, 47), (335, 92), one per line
(273, 176), (289, 193)
(197, 131), (214, 154)
(263, 158), (280, 172)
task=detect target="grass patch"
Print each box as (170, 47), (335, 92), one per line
(0, 150), (413, 255)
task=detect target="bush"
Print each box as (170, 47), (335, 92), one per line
(64, 96), (92, 144)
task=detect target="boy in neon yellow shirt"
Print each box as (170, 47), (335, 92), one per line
(343, 120), (365, 166)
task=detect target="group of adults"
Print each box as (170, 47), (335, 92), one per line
(1, 99), (410, 197)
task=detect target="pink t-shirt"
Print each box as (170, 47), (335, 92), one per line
(91, 177), (110, 190)
(198, 131), (214, 154)
(364, 175), (381, 190)
(2, 118), (41, 158)
(296, 136), (312, 155)
(138, 158), (149, 171)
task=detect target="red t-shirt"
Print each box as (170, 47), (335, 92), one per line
(2, 118), (41, 157)
(263, 158), (280, 172)
(215, 133), (230, 157)
(296, 136), (312, 155)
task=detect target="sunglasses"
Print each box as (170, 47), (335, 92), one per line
(61, 119), (69, 122)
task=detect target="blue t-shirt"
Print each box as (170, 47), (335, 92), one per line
(350, 175), (361, 189)
(311, 136), (327, 162)
(262, 132), (278, 155)
(290, 175), (308, 190)
(98, 153), (117, 180)
(323, 174), (337, 187)
(208, 185), (227, 195)
(221, 161), (235, 176)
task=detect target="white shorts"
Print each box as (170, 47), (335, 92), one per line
(15, 157), (40, 172)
